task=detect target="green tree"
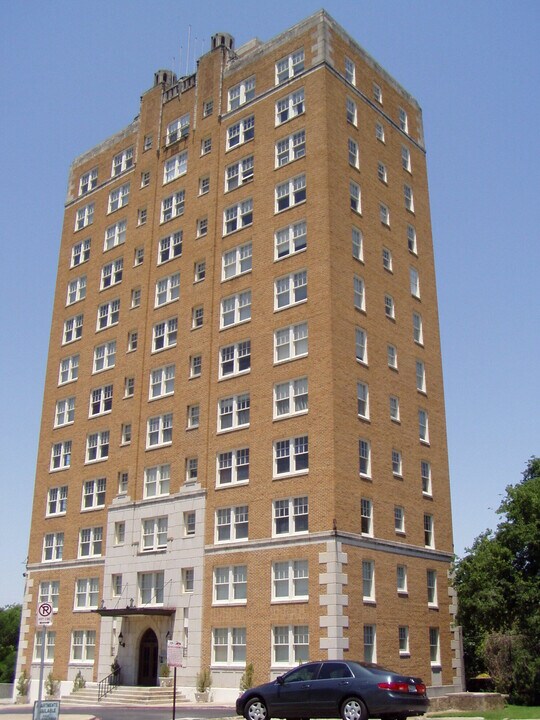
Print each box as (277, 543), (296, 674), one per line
(0, 604), (21, 683)
(454, 457), (540, 704)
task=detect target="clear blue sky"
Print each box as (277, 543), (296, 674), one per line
(0, 0), (538, 607)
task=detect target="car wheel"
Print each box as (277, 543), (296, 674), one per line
(245, 697), (270, 720)
(341, 697), (367, 720)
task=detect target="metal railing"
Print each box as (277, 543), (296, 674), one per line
(97, 666), (120, 702)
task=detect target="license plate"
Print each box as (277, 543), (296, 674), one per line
(408, 685), (417, 693)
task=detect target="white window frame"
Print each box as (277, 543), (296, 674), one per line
(276, 88), (305, 125)
(152, 317), (177, 352)
(226, 115), (255, 150)
(419, 409), (430, 444)
(71, 630), (96, 663)
(161, 190), (185, 223)
(138, 571), (165, 605)
(389, 395), (400, 422)
(42, 532), (64, 562)
(275, 220), (307, 260)
(394, 505), (405, 534)
(58, 355), (79, 385)
(75, 577), (99, 610)
(62, 315), (83, 345)
(410, 267), (420, 298)
(75, 203), (94, 231)
(364, 624), (376, 663)
(141, 516), (168, 552)
(219, 340), (251, 379)
(357, 382), (369, 420)
(274, 377), (308, 419)
(273, 496), (309, 536)
(380, 203), (390, 226)
(413, 312), (424, 345)
(276, 48), (304, 84)
(276, 130), (306, 167)
(78, 526), (103, 558)
(416, 360), (426, 393)
(397, 564), (408, 594)
(82, 478), (106, 511)
(187, 404), (200, 429)
(272, 625), (309, 666)
(213, 565), (247, 605)
(385, 294), (395, 319)
(352, 227), (363, 261)
(228, 76), (255, 111)
(93, 341), (116, 373)
(220, 291), (251, 328)
(387, 344), (398, 369)
(382, 247), (393, 272)
(50, 441), (72, 471)
(373, 83), (383, 104)
(404, 184), (415, 212)
(71, 238), (91, 267)
(166, 114), (190, 145)
(274, 436), (309, 478)
(216, 448), (250, 487)
(146, 413), (173, 448)
(427, 569), (438, 607)
(85, 431), (109, 463)
(46, 486), (68, 516)
(108, 183), (130, 213)
(345, 57), (356, 84)
(399, 107), (409, 133)
(39, 581), (60, 610)
(376, 123), (385, 143)
(96, 299), (120, 331)
(149, 364), (175, 399)
(89, 384), (113, 417)
(407, 224), (417, 254)
(225, 155), (254, 191)
(104, 219), (126, 251)
(402, 146), (412, 172)
(163, 150), (188, 183)
(155, 272), (180, 307)
(424, 513), (435, 548)
(100, 258), (123, 290)
(354, 275), (365, 312)
(218, 394), (250, 432)
(421, 460), (432, 496)
(276, 174), (306, 213)
(359, 439), (371, 478)
(158, 230), (183, 264)
(222, 242), (252, 280)
(272, 560), (308, 602)
(275, 270), (307, 310)
(348, 138), (359, 168)
(346, 97), (357, 126)
(274, 322), (308, 363)
(66, 276), (86, 306)
(112, 147), (133, 176)
(215, 506), (249, 543)
(392, 450), (403, 477)
(212, 627), (247, 666)
(79, 168), (98, 196)
(350, 181), (361, 213)
(362, 560), (375, 602)
(361, 498), (373, 536)
(355, 327), (367, 364)
(223, 198), (253, 235)
(144, 464), (170, 498)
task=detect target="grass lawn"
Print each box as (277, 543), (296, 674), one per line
(429, 707), (540, 720)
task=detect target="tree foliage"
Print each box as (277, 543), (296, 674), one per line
(454, 457), (540, 704)
(0, 604), (21, 683)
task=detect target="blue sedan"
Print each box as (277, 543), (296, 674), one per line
(236, 660), (429, 720)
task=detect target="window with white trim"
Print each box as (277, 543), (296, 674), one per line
(222, 242), (252, 280)
(112, 147), (133, 176)
(34, 630), (56, 662)
(114, 520), (125, 543)
(410, 267), (420, 298)
(214, 565), (247, 603)
(184, 511), (196, 536)
(186, 457), (198, 483)
(416, 360), (426, 393)
(356, 327), (367, 364)
(399, 108), (409, 133)
(155, 272), (180, 307)
(75, 203), (94, 231)
(359, 439), (371, 478)
(203, 98), (213, 117)
(380, 203), (390, 226)
(92, 341), (116, 373)
(429, 627), (440, 666)
(399, 626), (410, 656)
(357, 382), (369, 420)
(223, 198), (253, 234)
(66, 276), (86, 305)
(71, 238), (91, 267)
(413, 312), (424, 345)
(389, 395), (400, 422)
(226, 115), (254, 149)
(138, 571), (164, 605)
(218, 394), (250, 432)
(427, 569), (438, 607)
(387, 344), (398, 369)
(274, 322), (308, 363)
(141, 516), (168, 552)
(419, 409), (429, 443)
(71, 630), (96, 662)
(274, 378), (308, 419)
(273, 496), (308, 536)
(225, 155), (254, 191)
(382, 247), (393, 271)
(47, 486), (68, 516)
(75, 578), (99, 609)
(43, 532), (64, 562)
(39, 581), (60, 609)
(187, 404), (200, 429)
(346, 97), (357, 126)
(85, 431), (109, 463)
(147, 413), (173, 448)
(101, 258), (123, 290)
(385, 294), (395, 319)
(150, 364), (175, 399)
(166, 114), (190, 145)
(163, 150), (188, 183)
(352, 227), (363, 261)
(89, 384), (113, 417)
(158, 231), (182, 264)
(421, 460), (432, 495)
(276, 130), (306, 167)
(201, 136), (212, 155)
(404, 184), (414, 212)
(376, 123), (385, 142)
(348, 138), (359, 168)
(63, 315), (83, 345)
(362, 560), (375, 602)
(392, 449), (403, 477)
(378, 162), (388, 184)
(361, 498), (373, 536)
(212, 627), (246, 665)
(59, 355), (79, 385)
(121, 423), (131, 445)
(217, 448), (249, 486)
(275, 270), (307, 309)
(219, 340), (251, 379)
(199, 176), (210, 195)
(104, 219), (126, 250)
(273, 625), (309, 665)
(78, 526), (103, 558)
(373, 83), (383, 104)
(82, 478), (106, 510)
(275, 220), (306, 260)
(220, 291), (251, 328)
(274, 437), (308, 477)
(364, 624), (376, 662)
(161, 190), (185, 222)
(354, 275), (365, 311)
(424, 513), (434, 547)
(394, 505), (405, 533)
(397, 564), (408, 594)
(182, 567), (194, 593)
(144, 464), (170, 498)
(196, 217), (208, 238)
(79, 168), (97, 196)
(345, 57), (356, 84)
(401, 146), (411, 172)
(112, 574), (123, 597)
(50, 441), (72, 471)
(141, 169), (150, 186)
(350, 181), (361, 213)
(97, 299), (120, 330)
(276, 174), (306, 212)
(273, 560), (308, 601)
(192, 306), (204, 329)
(276, 88), (304, 125)
(276, 48), (304, 83)
(228, 76), (255, 110)
(215, 506), (249, 543)
(108, 183), (130, 213)
(152, 317), (177, 351)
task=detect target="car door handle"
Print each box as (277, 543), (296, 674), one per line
(339, 681), (350, 686)
(302, 683), (312, 688)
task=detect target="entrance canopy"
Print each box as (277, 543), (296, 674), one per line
(93, 607), (175, 617)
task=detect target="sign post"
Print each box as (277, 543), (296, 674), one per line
(167, 641), (183, 720)
(34, 602), (54, 720)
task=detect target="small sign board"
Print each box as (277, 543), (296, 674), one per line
(167, 640), (184, 667)
(33, 700), (60, 720)
(36, 602), (53, 627)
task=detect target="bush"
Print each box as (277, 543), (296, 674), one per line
(44, 672), (59, 697)
(16, 669), (29, 697)
(196, 667), (212, 692)
(240, 662), (254, 691)
(72, 671), (86, 691)
(160, 662), (171, 677)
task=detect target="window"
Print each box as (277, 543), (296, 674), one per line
(407, 224), (417, 254)
(147, 413), (173, 448)
(276, 130), (306, 167)
(348, 138), (359, 168)
(352, 227), (363, 261)
(34, 630), (56, 662)
(186, 458), (198, 483)
(54, 397), (75, 428)
(359, 439), (371, 478)
(141, 517), (168, 552)
(58, 355), (79, 385)
(228, 76), (255, 110)
(71, 238), (91, 267)
(163, 151), (188, 183)
(158, 231), (182, 263)
(274, 220), (306, 260)
(71, 630), (96, 662)
(276, 88), (305, 125)
(201, 136), (212, 155)
(376, 123), (385, 142)
(429, 627), (440, 666)
(410, 267), (421, 298)
(213, 627), (246, 666)
(273, 625), (309, 665)
(82, 478), (106, 510)
(161, 190), (185, 222)
(85, 431), (109, 463)
(223, 198), (253, 234)
(89, 384), (113, 417)
(93, 341), (116, 373)
(354, 275), (365, 311)
(274, 437), (309, 476)
(108, 183), (130, 213)
(355, 327), (367, 364)
(382, 247), (392, 271)
(166, 114), (190, 145)
(389, 396), (400, 422)
(219, 340), (251, 379)
(275, 322), (308, 363)
(184, 511), (196, 536)
(394, 506), (405, 533)
(75, 578), (99, 609)
(413, 312), (424, 345)
(215, 505), (249, 542)
(152, 317), (177, 351)
(182, 568), (194, 593)
(416, 360), (426, 393)
(112, 147), (133, 176)
(362, 560), (375, 602)
(274, 378), (308, 419)
(350, 181), (361, 213)
(397, 564), (408, 594)
(275, 174), (306, 212)
(419, 409), (429, 443)
(121, 424), (131, 445)
(199, 176), (210, 195)
(387, 344), (398, 369)
(392, 450), (403, 477)
(97, 299), (120, 330)
(127, 331), (138, 352)
(187, 404), (200, 429)
(114, 521), (125, 544)
(190, 355), (202, 378)
(220, 291), (251, 328)
(421, 460), (432, 495)
(75, 203), (94, 231)
(401, 146), (411, 172)
(104, 220), (126, 251)
(404, 184), (414, 213)
(222, 242), (252, 280)
(399, 108), (409, 133)
(218, 394), (250, 432)
(345, 57), (356, 84)
(66, 276), (86, 305)
(39, 581), (59, 609)
(275, 270), (307, 309)
(197, 217), (208, 237)
(273, 560), (308, 601)
(131, 288), (141, 309)
(47, 486), (68, 516)
(155, 272), (180, 307)
(226, 115), (255, 149)
(50, 441), (71, 471)
(276, 48), (304, 83)
(273, 496), (308, 536)
(203, 99), (213, 117)
(373, 83), (383, 104)
(357, 383), (369, 420)
(214, 565), (247, 603)
(346, 97), (357, 126)
(424, 514), (434, 547)
(385, 294), (395, 319)
(217, 448), (249, 486)
(144, 464), (170, 498)
(378, 162), (388, 184)
(78, 526), (103, 557)
(427, 569), (438, 607)
(399, 626), (410, 656)
(139, 571), (164, 605)
(380, 203), (390, 226)
(192, 306), (204, 329)
(112, 574), (123, 596)
(101, 258), (123, 290)
(225, 155), (254, 191)
(79, 168), (97, 196)
(361, 498), (373, 536)
(141, 170), (150, 187)
(43, 532), (64, 562)
(364, 624), (376, 663)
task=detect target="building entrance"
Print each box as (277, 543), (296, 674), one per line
(137, 628), (158, 686)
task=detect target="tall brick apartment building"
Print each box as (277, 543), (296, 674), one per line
(16, 10), (462, 702)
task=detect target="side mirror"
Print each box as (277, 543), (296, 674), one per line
(276, 676), (284, 685)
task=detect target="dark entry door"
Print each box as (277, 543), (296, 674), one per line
(138, 628), (158, 686)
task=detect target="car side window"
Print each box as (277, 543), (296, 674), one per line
(284, 663), (322, 683)
(318, 662), (353, 680)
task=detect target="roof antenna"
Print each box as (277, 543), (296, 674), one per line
(186, 25), (191, 75)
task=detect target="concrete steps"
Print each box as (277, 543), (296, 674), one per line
(65, 684), (187, 706)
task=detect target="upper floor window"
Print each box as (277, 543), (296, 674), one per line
(222, 242), (252, 280)
(407, 224), (417, 254)
(163, 150), (188, 183)
(275, 270), (307, 310)
(75, 203), (94, 231)
(402, 146), (412, 172)
(85, 431), (109, 463)
(104, 220), (126, 251)
(380, 203), (390, 226)
(410, 268), (420, 298)
(276, 130), (305, 167)
(89, 384), (113, 417)
(357, 382), (369, 420)
(97, 299), (120, 330)
(58, 355), (79, 385)
(79, 168), (98, 196)
(276, 48), (304, 84)
(101, 257), (123, 289)
(78, 526), (103, 558)
(350, 181), (361, 213)
(82, 478), (106, 510)
(223, 199), (253, 235)
(112, 147), (133, 176)
(227, 115), (254, 150)
(404, 184), (415, 212)
(54, 398), (75, 428)
(346, 97), (357, 126)
(427, 569), (438, 607)
(43, 532), (64, 562)
(161, 190), (185, 223)
(274, 436), (308, 477)
(398, 107), (409, 133)
(216, 506), (249, 543)
(108, 183), (130, 213)
(152, 317), (177, 352)
(355, 327), (367, 364)
(66, 276), (86, 306)
(155, 272), (180, 307)
(274, 378), (308, 419)
(139, 571), (164, 605)
(214, 565), (247, 604)
(354, 275), (365, 312)
(203, 99), (213, 117)
(276, 88), (305, 125)
(71, 238), (91, 267)
(345, 57), (356, 85)
(387, 344), (398, 369)
(375, 123), (385, 143)
(150, 364), (175, 399)
(228, 76), (255, 111)
(75, 577), (99, 609)
(361, 498), (373, 536)
(201, 136), (212, 155)
(424, 514), (435, 548)
(359, 439), (371, 478)
(217, 448), (250, 486)
(147, 413), (173, 448)
(39, 580), (60, 609)
(421, 460), (432, 496)
(63, 314), (83, 345)
(352, 227), (363, 261)
(373, 83), (383, 104)
(348, 138), (359, 169)
(218, 394), (250, 432)
(385, 294), (395, 320)
(141, 517), (168, 552)
(419, 409), (430, 444)
(166, 114), (190, 145)
(158, 231), (182, 264)
(219, 340), (251, 379)
(362, 560), (375, 602)
(220, 291), (251, 328)
(272, 560), (308, 601)
(276, 174), (306, 212)
(413, 312), (424, 345)
(47, 486), (68, 516)
(225, 156), (254, 192)
(273, 496), (308, 536)
(275, 322), (308, 363)
(275, 220), (306, 260)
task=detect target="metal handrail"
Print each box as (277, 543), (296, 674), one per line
(97, 667), (120, 701)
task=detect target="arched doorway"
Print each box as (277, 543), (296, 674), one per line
(138, 628), (158, 686)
